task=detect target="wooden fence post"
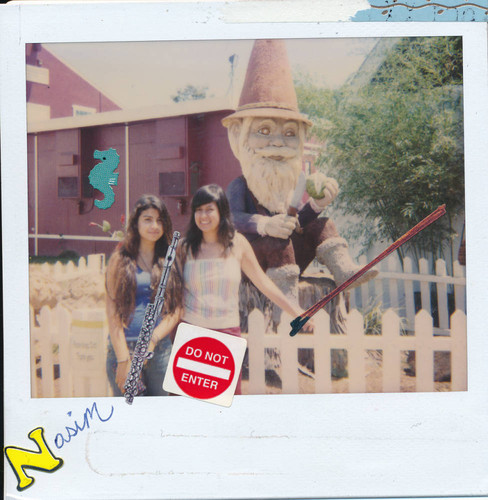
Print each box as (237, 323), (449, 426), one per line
(87, 254), (105, 274)
(65, 260), (76, 278)
(53, 304), (72, 397)
(347, 309), (366, 393)
(435, 259), (449, 332)
(279, 313), (298, 394)
(314, 310), (332, 393)
(359, 254), (369, 310)
(53, 261), (64, 280)
(388, 256), (400, 310)
(247, 309), (265, 394)
(453, 261), (466, 312)
(37, 306), (55, 398)
(382, 309), (401, 393)
(403, 257), (415, 333)
(70, 308), (109, 397)
(40, 262), (50, 276)
(78, 256), (87, 272)
(415, 309), (434, 392)
(419, 258), (432, 314)
(450, 310), (467, 391)
(30, 306), (40, 398)
(374, 262), (384, 308)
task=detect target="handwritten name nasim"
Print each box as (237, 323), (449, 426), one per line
(54, 402), (114, 449)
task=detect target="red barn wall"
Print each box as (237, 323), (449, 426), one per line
(128, 116), (188, 234)
(84, 124), (127, 235)
(199, 111), (241, 190)
(27, 134), (36, 233)
(29, 110), (241, 258)
(35, 126), (126, 235)
(26, 44), (120, 119)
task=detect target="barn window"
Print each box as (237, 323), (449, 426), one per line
(58, 176), (79, 198)
(159, 172), (186, 196)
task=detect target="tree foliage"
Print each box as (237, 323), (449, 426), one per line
(370, 37), (463, 91)
(296, 37), (464, 266)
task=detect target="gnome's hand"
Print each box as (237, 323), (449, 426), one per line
(263, 214), (297, 239)
(306, 173), (339, 209)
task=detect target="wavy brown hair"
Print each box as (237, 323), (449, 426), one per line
(106, 194), (182, 327)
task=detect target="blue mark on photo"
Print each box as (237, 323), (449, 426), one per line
(352, 0), (488, 21)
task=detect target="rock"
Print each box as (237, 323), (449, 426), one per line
(29, 269), (61, 311)
(29, 264), (106, 313)
(60, 273), (106, 311)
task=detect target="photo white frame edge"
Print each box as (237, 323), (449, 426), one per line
(2, 4), (488, 499)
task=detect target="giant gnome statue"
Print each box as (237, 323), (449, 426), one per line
(223, 39), (377, 328)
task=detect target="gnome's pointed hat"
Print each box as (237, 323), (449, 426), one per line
(222, 39), (312, 128)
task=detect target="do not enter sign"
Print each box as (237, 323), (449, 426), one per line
(163, 323), (247, 407)
(173, 337), (235, 399)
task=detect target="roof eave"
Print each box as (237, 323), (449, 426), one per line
(27, 97), (235, 133)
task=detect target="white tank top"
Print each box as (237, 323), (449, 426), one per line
(182, 253), (241, 328)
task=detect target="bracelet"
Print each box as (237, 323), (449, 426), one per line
(117, 357), (130, 364)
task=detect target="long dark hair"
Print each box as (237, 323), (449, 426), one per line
(184, 184), (235, 257)
(124, 194), (173, 259)
(107, 194), (181, 326)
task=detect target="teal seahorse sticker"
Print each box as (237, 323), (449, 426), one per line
(88, 148), (120, 209)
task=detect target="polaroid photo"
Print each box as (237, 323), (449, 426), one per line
(2, 2), (488, 499)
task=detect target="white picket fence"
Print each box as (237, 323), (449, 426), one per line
(30, 253), (109, 398)
(31, 304), (467, 397)
(312, 255), (466, 336)
(31, 305), (111, 398)
(241, 307), (466, 394)
(31, 304), (111, 398)
(34, 253), (106, 279)
(30, 253), (466, 397)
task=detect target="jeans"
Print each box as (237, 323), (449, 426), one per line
(106, 336), (172, 397)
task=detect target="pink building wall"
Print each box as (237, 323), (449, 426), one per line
(28, 110), (242, 257)
(26, 44), (121, 119)
(198, 112), (241, 190)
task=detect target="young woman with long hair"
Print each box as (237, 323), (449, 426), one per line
(105, 194), (182, 396)
(179, 184), (306, 394)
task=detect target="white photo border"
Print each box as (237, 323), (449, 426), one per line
(2, 3), (488, 499)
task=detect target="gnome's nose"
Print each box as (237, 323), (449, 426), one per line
(270, 135), (285, 147)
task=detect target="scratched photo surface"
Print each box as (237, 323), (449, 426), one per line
(26, 37), (466, 398)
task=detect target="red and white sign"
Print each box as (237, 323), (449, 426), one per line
(163, 323), (247, 407)
(173, 337), (235, 398)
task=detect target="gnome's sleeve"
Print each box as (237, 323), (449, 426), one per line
(227, 177), (268, 240)
(297, 201), (322, 228)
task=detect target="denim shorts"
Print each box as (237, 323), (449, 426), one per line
(106, 336), (173, 397)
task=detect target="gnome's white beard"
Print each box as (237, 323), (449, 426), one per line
(240, 143), (302, 214)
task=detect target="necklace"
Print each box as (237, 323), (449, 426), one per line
(138, 252), (153, 273)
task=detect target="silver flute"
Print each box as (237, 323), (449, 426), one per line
(124, 231), (180, 404)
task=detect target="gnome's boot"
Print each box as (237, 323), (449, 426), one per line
(316, 238), (378, 289)
(266, 264), (300, 330)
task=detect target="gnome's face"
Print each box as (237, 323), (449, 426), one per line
(231, 116), (305, 214)
(247, 117), (301, 153)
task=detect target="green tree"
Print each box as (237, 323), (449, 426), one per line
(296, 37), (464, 269)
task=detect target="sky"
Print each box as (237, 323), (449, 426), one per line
(44, 38), (379, 110)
